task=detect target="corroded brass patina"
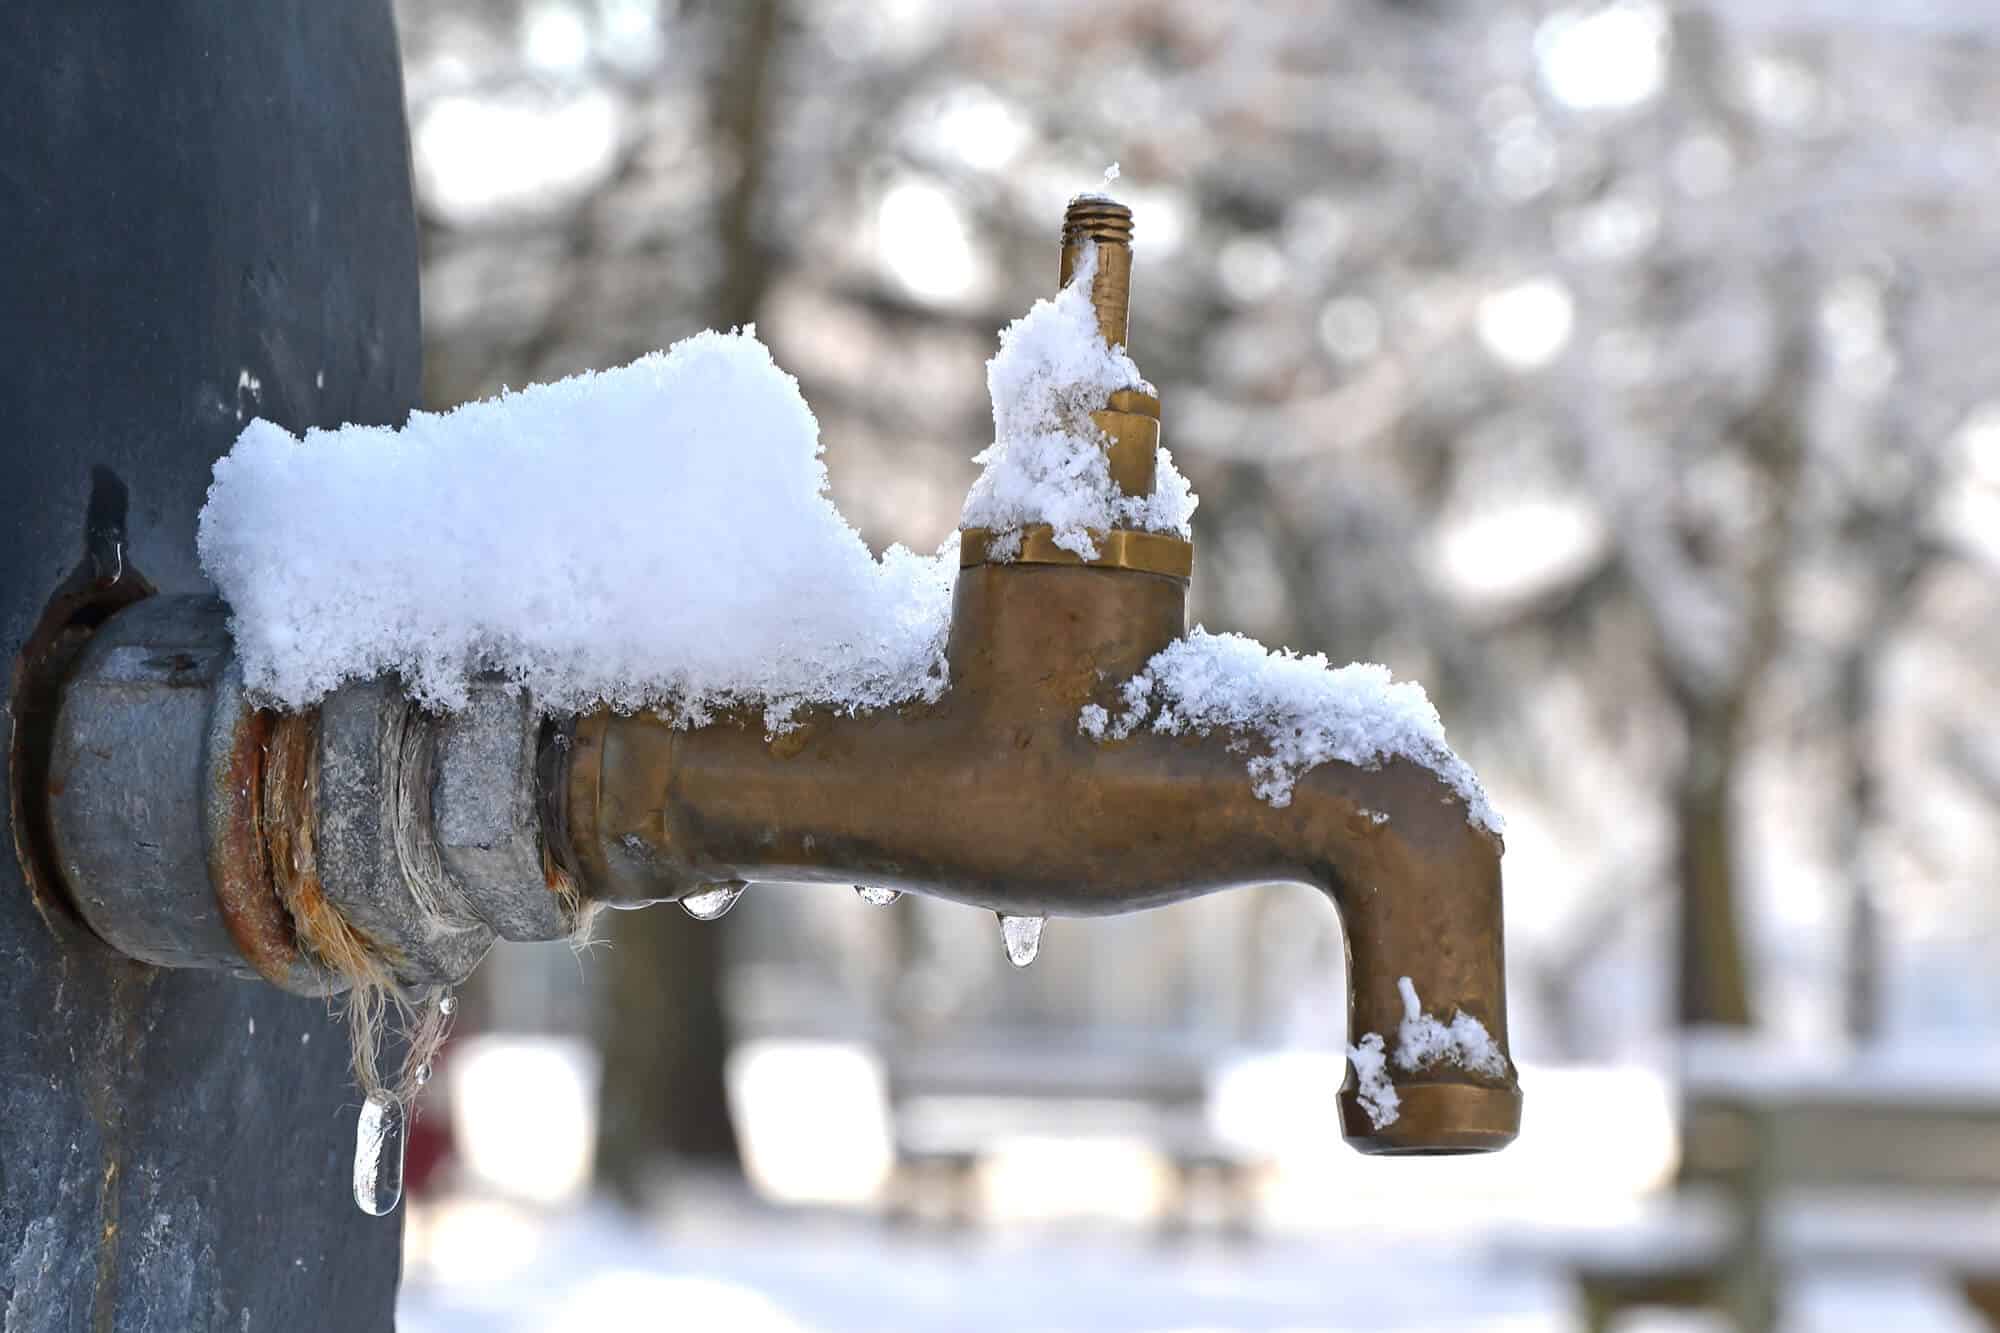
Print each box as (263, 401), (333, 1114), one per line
(556, 196), (1522, 1155)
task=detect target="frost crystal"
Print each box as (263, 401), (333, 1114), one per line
(1079, 628), (1502, 835)
(959, 244), (1196, 560)
(199, 330), (955, 722)
(1346, 1032), (1401, 1129)
(1345, 980), (1506, 1133)
(1392, 977), (1507, 1078)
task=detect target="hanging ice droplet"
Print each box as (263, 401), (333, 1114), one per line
(439, 994), (457, 1017)
(998, 914), (1045, 968)
(680, 881), (747, 921)
(353, 1091), (408, 1217)
(413, 1062), (432, 1087)
(855, 885), (902, 907)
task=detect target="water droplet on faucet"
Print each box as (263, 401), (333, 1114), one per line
(353, 1091), (407, 1217)
(680, 881), (747, 921)
(855, 885), (902, 907)
(998, 914), (1045, 967)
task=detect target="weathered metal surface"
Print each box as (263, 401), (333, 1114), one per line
(261, 706), (384, 998)
(433, 677), (579, 941)
(44, 602), (571, 985)
(47, 598), (266, 977)
(7, 471), (157, 941)
(207, 666), (347, 997)
(0, 0), (418, 1325)
(41, 599), (337, 997)
(312, 680), (495, 985)
(537, 716), (586, 907)
(40, 593), (351, 996)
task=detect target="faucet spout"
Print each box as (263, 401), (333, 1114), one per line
(556, 562), (1520, 1154)
(1298, 764), (1520, 1154)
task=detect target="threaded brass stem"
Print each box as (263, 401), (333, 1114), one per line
(1061, 196), (1134, 248)
(1058, 196), (1134, 352)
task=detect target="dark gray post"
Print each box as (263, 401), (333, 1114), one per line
(0, 3), (421, 1327)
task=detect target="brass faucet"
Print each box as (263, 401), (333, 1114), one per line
(550, 197), (1522, 1155)
(22, 196), (1519, 1158)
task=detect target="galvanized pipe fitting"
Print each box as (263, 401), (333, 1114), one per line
(433, 679), (577, 942)
(43, 595), (578, 992)
(49, 597), (273, 981)
(310, 678), (497, 984)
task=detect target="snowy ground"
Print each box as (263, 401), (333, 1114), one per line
(396, 1190), (1985, 1333)
(397, 1042), (1993, 1331)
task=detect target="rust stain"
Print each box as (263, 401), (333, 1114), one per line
(92, 1154), (121, 1333)
(7, 544), (154, 940)
(766, 725), (812, 760)
(210, 708), (287, 976)
(83, 965), (157, 1333)
(265, 714), (390, 988)
(535, 718), (587, 924)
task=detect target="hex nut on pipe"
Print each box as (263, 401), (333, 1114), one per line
(313, 679), (495, 985)
(431, 676), (577, 942)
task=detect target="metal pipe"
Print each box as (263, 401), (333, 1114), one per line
(39, 596), (572, 991)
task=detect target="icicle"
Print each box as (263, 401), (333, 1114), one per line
(855, 885), (902, 907)
(680, 881), (747, 921)
(998, 914), (1045, 967)
(353, 1091), (408, 1217)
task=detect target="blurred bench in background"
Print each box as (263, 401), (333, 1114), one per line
(882, 1031), (1260, 1235)
(1517, 1045), (2000, 1331)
